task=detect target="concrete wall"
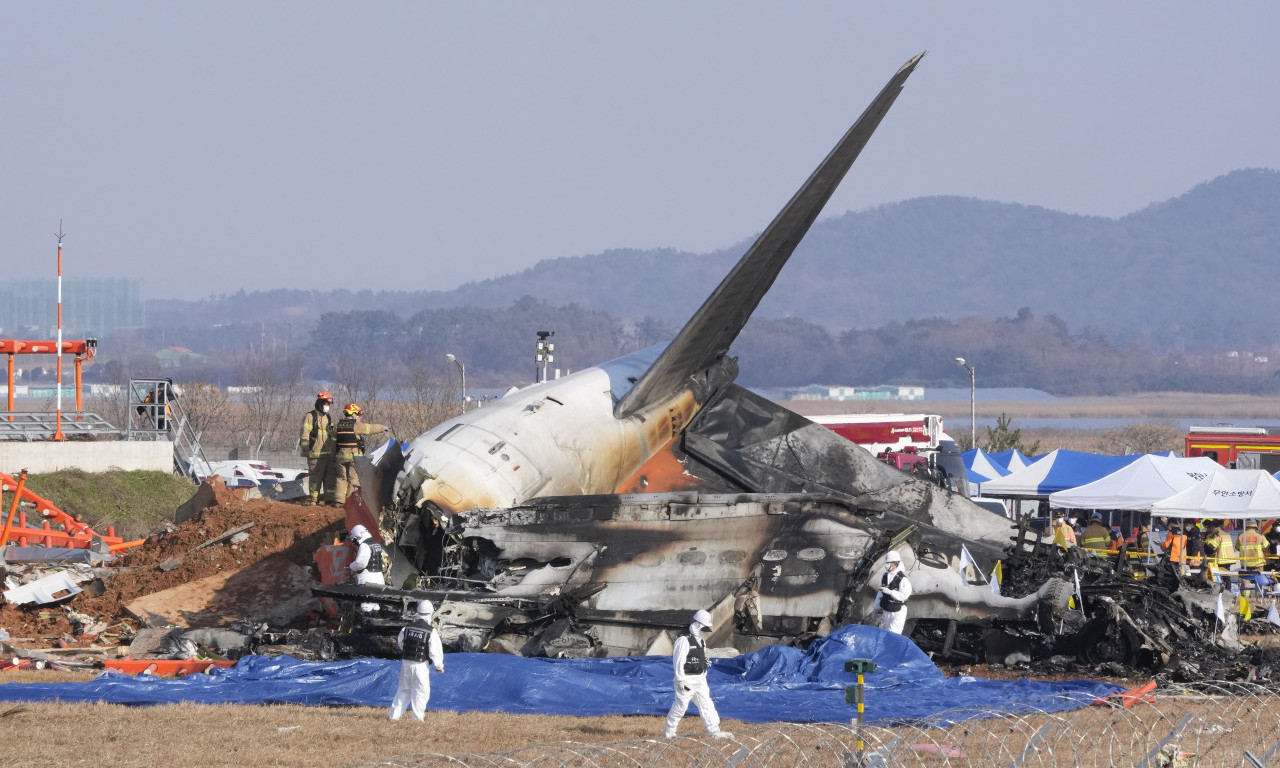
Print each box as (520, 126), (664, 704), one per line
(0, 440), (174, 474)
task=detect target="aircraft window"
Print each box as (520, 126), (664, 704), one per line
(718, 550), (746, 565)
(833, 547), (862, 560)
(549, 557), (572, 568)
(678, 550), (708, 565)
(762, 549), (788, 562)
(633, 552), (665, 568)
(797, 547), (826, 561)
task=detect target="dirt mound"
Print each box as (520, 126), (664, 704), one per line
(0, 480), (346, 644)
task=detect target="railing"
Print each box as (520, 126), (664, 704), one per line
(0, 411), (119, 441)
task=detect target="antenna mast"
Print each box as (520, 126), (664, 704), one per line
(52, 221), (66, 441)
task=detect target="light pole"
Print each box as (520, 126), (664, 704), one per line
(445, 353), (467, 413)
(535, 330), (555, 383)
(954, 357), (975, 449)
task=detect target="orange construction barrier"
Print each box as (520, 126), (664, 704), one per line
(0, 471), (140, 552)
(103, 659), (235, 677)
(1092, 680), (1157, 708)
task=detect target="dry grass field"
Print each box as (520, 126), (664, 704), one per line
(3, 669), (1278, 768)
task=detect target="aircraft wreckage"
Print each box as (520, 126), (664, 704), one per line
(313, 52), (1261, 678)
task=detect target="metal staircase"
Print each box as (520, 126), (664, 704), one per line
(125, 378), (208, 481)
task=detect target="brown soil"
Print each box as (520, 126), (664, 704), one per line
(0, 479), (345, 647)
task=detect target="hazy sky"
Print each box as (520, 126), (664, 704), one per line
(4, 3), (1277, 300)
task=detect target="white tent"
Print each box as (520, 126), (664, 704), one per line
(1048, 455), (1223, 510)
(1149, 469), (1280, 519)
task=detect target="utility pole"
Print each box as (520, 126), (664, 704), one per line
(535, 330), (555, 383)
(52, 222), (66, 441)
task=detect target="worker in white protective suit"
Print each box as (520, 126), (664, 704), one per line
(871, 550), (913, 635)
(389, 599), (445, 721)
(347, 524), (386, 615)
(662, 609), (733, 740)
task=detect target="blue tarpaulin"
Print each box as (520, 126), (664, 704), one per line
(0, 626), (1118, 723)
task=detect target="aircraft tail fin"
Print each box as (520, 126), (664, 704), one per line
(615, 52), (924, 418)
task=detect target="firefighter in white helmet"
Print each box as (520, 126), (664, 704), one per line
(662, 609), (732, 740)
(871, 550), (912, 635)
(389, 599), (444, 721)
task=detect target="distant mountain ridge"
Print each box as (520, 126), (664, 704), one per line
(148, 168), (1280, 352)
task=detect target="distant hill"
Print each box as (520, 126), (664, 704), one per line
(147, 168), (1280, 352)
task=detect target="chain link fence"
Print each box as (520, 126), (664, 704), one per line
(349, 683), (1280, 768)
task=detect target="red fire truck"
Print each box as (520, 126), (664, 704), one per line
(1185, 426), (1280, 471)
(809, 413), (970, 496)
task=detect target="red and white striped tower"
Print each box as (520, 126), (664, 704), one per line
(52, 223), (66, 441)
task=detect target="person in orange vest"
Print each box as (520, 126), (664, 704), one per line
(333, 403), (389, 506)
(1239, 519), (1267, 570)
(1080, 512), (1111, 553)
(1107, 527), (1124, 554)
(1163, 522), (1186, 569)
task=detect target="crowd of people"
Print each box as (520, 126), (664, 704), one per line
(1052, 510), (1280, 575)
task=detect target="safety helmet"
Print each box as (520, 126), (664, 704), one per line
(343, 403), (362, 417)
(692, 609), (713, 630)
(1091, 512), (1103, 520)
(1247, 519), (1259, 527)
(417, 599), (434, 617)
(885, 551), (903, 565)
(317, 391), (333, 403)
(1110, 526), (1121, 535)
(350, 524), (369, 541)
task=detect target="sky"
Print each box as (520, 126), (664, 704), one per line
(3, 3), (1278, 300)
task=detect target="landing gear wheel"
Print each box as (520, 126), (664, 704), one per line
(1077, 617), (1139, 667)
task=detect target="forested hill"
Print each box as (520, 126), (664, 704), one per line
(148, 168), (1280, 353)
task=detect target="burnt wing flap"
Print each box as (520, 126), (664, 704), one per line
(614, 52), (925, 419)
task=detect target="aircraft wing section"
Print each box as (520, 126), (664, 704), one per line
(615, 52), (925, 419)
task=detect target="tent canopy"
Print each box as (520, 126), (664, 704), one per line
(963, 448), (1008, 483)
(1150, 469), (1280, 519)
(1048, 455), (1222, 510)
(989, 449), (1032, 473)
(980, 450), (1144, 498)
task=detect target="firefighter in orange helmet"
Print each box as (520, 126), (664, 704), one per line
(333, 403), (389, 506)
(299, 391), (336, 506)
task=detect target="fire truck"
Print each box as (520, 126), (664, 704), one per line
(1185, 426), (1280, 471)
(809, 413), (971, 497)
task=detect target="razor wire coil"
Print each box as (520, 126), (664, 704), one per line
(349, 683), (1280, 768)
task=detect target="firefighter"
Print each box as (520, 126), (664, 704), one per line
(298, 391), (336, 506)
(388, 599), (444, 722)
(333, 403), (389, 505)
(1204, 520), (1239, 572)
(1240, 519), (1267, 570)
(1052, 512), (1076, 551)
(347, 524), (386, 615)
(662, 609), (731, 740)
(1080, 513), (1111, 553)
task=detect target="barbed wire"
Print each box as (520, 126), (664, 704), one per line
(347, 683), (1280, 767)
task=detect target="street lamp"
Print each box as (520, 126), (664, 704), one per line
(445, 353), (467, 413)
(954, 357), (975, 449)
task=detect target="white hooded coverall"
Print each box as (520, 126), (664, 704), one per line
(348, 534), (386, 614)
(389, 618), (444, 721)
(663, 624), (724, 737)
(874, 565), (912, 635)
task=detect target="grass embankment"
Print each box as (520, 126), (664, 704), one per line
(15, 469), (195, 541)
